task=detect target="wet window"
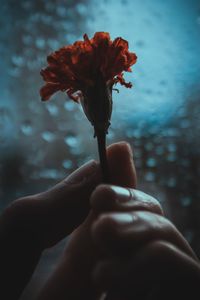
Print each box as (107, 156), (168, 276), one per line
(0, 0), (200, 297)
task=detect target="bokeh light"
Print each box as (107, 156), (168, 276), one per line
(0, 0), (200, 298)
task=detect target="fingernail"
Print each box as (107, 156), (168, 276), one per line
(110, 185), (131, 203)
(66, 160), (99, 184)
(109, 213), (133, 225)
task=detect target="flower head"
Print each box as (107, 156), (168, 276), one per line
(40, 32), (137, 132)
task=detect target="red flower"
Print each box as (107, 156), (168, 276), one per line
(40, 32), (137, 102)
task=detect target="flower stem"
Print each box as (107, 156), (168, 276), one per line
(95, 128), (110, 183)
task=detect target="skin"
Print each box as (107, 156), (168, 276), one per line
(0, 142), (199, 300)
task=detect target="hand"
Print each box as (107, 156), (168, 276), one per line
(0, 142), (135, 300)
(36, 141), (136, 300)
(90, 185), (200, 299)
(36, 142), (200, 300)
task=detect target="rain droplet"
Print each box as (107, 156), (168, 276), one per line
(184, 230), (194, 243)
(75, 3), (87, 15)
(167, 143), (176, 153)
(56, 5), (67, 17)
(37, 169), (64, 180)
(145, 171), (155, 182)
(64, 135), (79, 148)
(35, 38), (45, 49)
(62, 159), (73, 169)
(64, 101), (76, 111)
(167, 153), (177, 162)
(180, 196), (192, 207)
(146, 157), (156, 168)
(167, 177), (177, 188)
(41, 131), (56, 142)
(21, 123), (33, 136)
(46, 103), (59, 116)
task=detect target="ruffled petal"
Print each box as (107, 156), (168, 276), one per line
(40, 32), (137, 102)
(40, 83), (62, 101)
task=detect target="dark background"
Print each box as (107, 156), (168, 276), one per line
(0, 0), (200, 298)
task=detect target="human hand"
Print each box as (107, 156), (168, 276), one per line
(36, 141), (136, 300)
(36, 141), (200, 300)
(90, 185), (200, 299)
(0, 142), (135, 300)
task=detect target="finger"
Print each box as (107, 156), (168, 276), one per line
(0, 160), (100, 300)
(1, 142), (135, 252)
(92, 211), (197, 259)
(90, 185), (163, 215)
(36, 143), (136, 300)
(106, 142), (137, 188)
(92, 241), (200, 299)
(36, 213), (100, 300)
(0, 142), (133, 300)
(1, 160), (100, 248)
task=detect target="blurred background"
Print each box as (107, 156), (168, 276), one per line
(0, 0), (200, 298)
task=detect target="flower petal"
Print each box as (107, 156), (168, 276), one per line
(40, 83), (62, 101)
(40, 32), (137, 102)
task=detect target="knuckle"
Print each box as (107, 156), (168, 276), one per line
(146, 240), (173, 259)
(91, 184), (116, 209)
(92, 213), (120, 238)
(97, 213), (117, 230)
(131, 189), (164, 215)
(148, 197), (163, 215)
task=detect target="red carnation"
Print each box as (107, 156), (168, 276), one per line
(40, 32), (137, 182)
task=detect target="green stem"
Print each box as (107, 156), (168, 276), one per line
(95, 129), (110, 183)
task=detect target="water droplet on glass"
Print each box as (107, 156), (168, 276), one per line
(46, 103), (59, 116)
(56, 5), (67, 17)
(47, 38), (60, 50)
(184, 230), (194, 243)
(41, 131), (56, 142)
(21, 123), (33, 136)
(75, 3), (87, 15)
(64, 101), (76, 111)
(145, 171), (155, 182)
(62, 159), (73, 169)
(64, 135), (79, 148)
(167, 143), (176, 153)
(146, 157), (156, 168)
(180, 196), (192, 207)
(37, 169), (64, 180)
(167, 153), (177, 162)
(35, 38), (45, 49)
(167, 177), (177, 188)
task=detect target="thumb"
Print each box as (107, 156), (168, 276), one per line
(0, 160), (100, 300)
(107, 141), (137, 188)
(0, 142), (135, 252)
(35, 142), (136, 300)
(0, 142), (135, 300)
